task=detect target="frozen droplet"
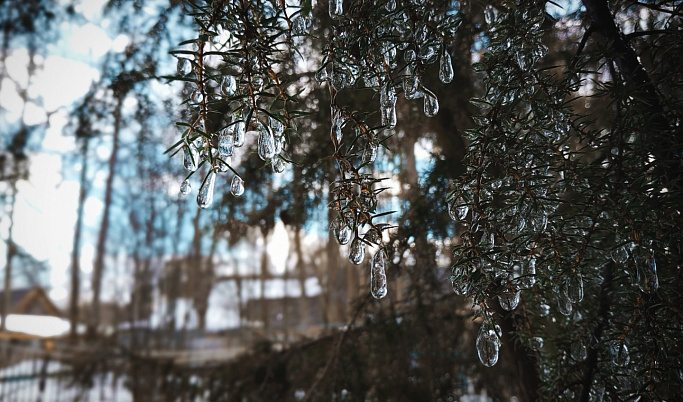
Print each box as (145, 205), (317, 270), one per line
(450, 276), (467, 295)
(292, 15), (310, 35)
(218, 130), (234, 158)
(221, 75), (236, 96)
(331, 108), (345, 144)
(635, 247), (658, 293)
(403, 75), (422, 100)
(362, 143), (378, 164)
(476, 327), (500, 367)
(448, 199), (468, 221)
(498, 290), (520, 311)
(439, 50), (454, 84)
(177, 58), (192, 75)
(257, 123), (276, 161)
(518, 258), (536, 289)
(418, 44), (438, 61)
(484, 5), (497, 25)
(179, 179), (191, 195)
(329, 0), (343, 19)
(385, 0), (396, 11)
(230, 175), (244, 196)
(423, 89), (439, 117)
(571, 342), (587, 361)
(611, 244), (629, 264)
(331, 216), (352, 245)
(232, 121), (245, 147)
(556, 284), (572, 316)
(191, 89), (203, 104)
(270, 116), (285, 136)
(567, 274), (584, 303)
(215, 157), (230, 172)
(349, 237), (365, 265)
(197, 170), (216, 209)
(364, 228), (380, 245)
(370, 250), (388, 299)
(404, 49), (416, 63)
(381, 105), (397, 128)
(380, 84), (396, 108)
(272, 157), (286, 173)
(610, 341), (630, 366)
(183, 144), (198, 172)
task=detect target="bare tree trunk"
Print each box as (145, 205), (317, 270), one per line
(1, 183), (16, 332)
(69, 138), (89, 339)
(89, 95), (123, 337)
(294, 228), (308, 332)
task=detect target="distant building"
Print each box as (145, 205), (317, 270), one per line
(0, 286), (70, 339)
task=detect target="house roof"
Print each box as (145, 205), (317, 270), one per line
(0, 286), (63, 317)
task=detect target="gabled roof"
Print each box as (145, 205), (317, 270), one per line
(0, 286), (62, 317)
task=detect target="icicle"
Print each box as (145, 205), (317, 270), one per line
(370, 250), (388, 299)
(379, 85), (397, 128)
(556, 283), (572, 316)
(567, 274), (584, 303)
(331, 109), (345, 144)
(197, 170), (216, 209)
(518, 258), (536, 289)
(179, 179), (191, 195)
(257, 123), (276, 161)
(329, 0), (343, 19)
(423, 89), (439, 117)
(230, 175), (244, 196)
(349, 237), (365, 265)
(292, 15), (311, 36)
(498, 290), (520, 311)
(183, 144), (198, 172)
(610, 341), (630, 366)
(218, 129), (234, 158)
(476, 326), (500, 367)
(221, 75), (236, 96)
(635, 247), (658, 293)
(439, 50), (454, 84)
(403, 75), (422, 100)
(232, 121), (246, 147)
(331, 216), (352, 245)
(177, 58), (192, 75)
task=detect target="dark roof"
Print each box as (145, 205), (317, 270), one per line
(0, 286), (62, 317)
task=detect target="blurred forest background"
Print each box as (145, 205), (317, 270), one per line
(1, 0), (682, 401)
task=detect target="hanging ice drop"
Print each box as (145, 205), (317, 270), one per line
(272, 157), (286, 174)
(476, 327), (500, 367)
(230, 175), (244, 196)
(221, 75), (236, 96)
(610, 341), (630, 366)
(498, 290), (520, 311)
(179, 179), (191, 195)
(556, 283), (573, 316)
(635, 247), (658, 293)
(331, 216), (352, 245)
(197, 170), (216, 209)
(567, 274), (584, 303)
(370, 250), (387, 299)
(439, 50), (454, 84)
(177, 58), (192, 75)
(257, 124), (276, 161)
(362, 143), (378, 164)
(218, 130), (234, 158)
(348, 237), (365, 265)
(329, 0), (343, 19)
(484, 5), (497, 25)
(183, 144), (198, 172)
(423, 89), (439, 117)
(232, 121), (246, 147)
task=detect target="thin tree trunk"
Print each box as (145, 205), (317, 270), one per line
(1, 183), (17, 332)
(69, 138), (89, 339)
(89, 95), (123, 337)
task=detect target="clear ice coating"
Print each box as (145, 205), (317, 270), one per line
(362, 143), (378, 164)
(221, 75), (236, 96)
(179, 179), (191, 195)
(331, 108), (345, 144)
(363, 228), (380, 245)
(257, 123), (276, 161)
(197, 170), (216, 209)
(183, 144), (198, 172)
(448, 198), (468, 221)
(329, 0), (343, 19)
(635, 247), (658, 293)
(232, 121), (246, 147)
(379, 85), (397, 128)
(331, 216), (352, 245)
(370, 250), (388, 299)
(484, 4), (497, 25)
(439, 50), (454, 84)
(571, 342), (587, 361)
(556, 284), (573, 316)
(450, 276), (467, 295)
(476, 327), (500, 367)
(498, 290), (521, 311)
(610, 341), (630, 366)
(177, 58), (192, 75)
(518, 258), (536, 289)
(272, 157), (286, 173)
(292, 15), (310, 35)
(567, 274), (584, 303)
(385, 0), (396, 11)
(403, 75), (422, 100)
(349, 237), (365, 265)
(423, 89), (439, 117)
(230, 175), (244, 196)
(218, 130), (234, 158)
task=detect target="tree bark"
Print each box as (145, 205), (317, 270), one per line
(1, 183), (16, 332)
(69, 138), (89, 340)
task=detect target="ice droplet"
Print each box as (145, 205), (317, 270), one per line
(439, 50), (454, 84)
(498, 290), (520, 311)
(450, 275), (467, 295)
(571, 342), (587, 361)
(476, 327), (500, 367)
(370, 250), (388, 299)
(403, 75), (422, 100)
(556, 284), (573, 316)
(567, 274), (584, 303)
(611, 244), (629, 264)
(329, 0), (343, 19)
(197, 170), (216, 209)
(610, 341), (630, 366)
(448, 199), (468, 221)
(379, 85), (397, 128)
(221, 75), (236, 96)
(232, 121), (246, 147)
(331, 216), (352, 245)
(381, 105), (397, 129)
(362, 143), (378, 164)
(183, 144), (198, 172)
(218, 130), (234, 158)
(179, 179), (191, 195)
(635, 247), (658, 293)
(484, 5), (497, 25)
(349, 237), (365, 265)
(518, 258), (536, 289)
(257, 123), (276, 161)
(272, 157), (286, 173)
(292, 15), (310, 35)
(385, 0), (396, 11)
(363, 228), (380, 245)
(231, 175), (244, 196)
(177, 58), (192, 75)
(423, 89), (439, 117)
